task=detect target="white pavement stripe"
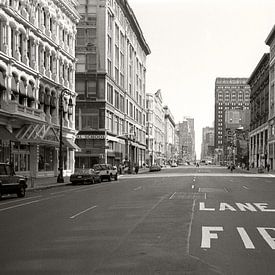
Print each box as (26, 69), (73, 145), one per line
(237, 227), (255, 249)
(70, 205), (97, 219)
(0, 195), (42, 206)
(169, 192), (176, 200)
(0, 195), (64, 212)
(134, 186), (142, 191)
(242, 185), (249, 190)
(186, 196), (196, 254)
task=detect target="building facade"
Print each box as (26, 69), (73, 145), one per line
(214, 78), (250, 164)
(247, 53), (269, 169)
(146, 90), (165, 166)
(176, 117), (196, 163)
(163, 105), (176, 164)
(201, 126), (214, 162)
(265, 26), (275, 170)
(0, 0), (80, 178)
(75, 0), (150, 169)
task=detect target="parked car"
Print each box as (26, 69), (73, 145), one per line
(170, 162), (178, 167)
(70, 169), (101, 185)
(0, 162), (27, 199)
(93, 164), (118, 181)
(149, 164), (161, 172)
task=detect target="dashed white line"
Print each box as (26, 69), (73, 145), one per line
(169, 192), (176, 200)
(134, 186), (142, 191)
(70, 205), (97, 219)
(242, 185), (249, 190)
(0, 195), (42, 206)
(0, 195), (64, 212)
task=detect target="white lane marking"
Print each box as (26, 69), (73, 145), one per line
(134, 186), (142, 191)
(201, 226), (224, 248)
(50, 186), (89, 195)
(169, 192), (176, 200)
(0, 200), (40, 212)
(186, 195), (196, 253)
(205, 193), (207, 200)
(224, 187), (229, 192)
(242, 185), (249, 190)
(70, 205), (97, 219)
(237, 227), (255, 249)
(257, 228), (275, 249)
(0, 195), (42, 206)
(0, 195), (64, 212)
(192, 185), (195, 189)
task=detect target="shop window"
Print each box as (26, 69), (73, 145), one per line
(38, 146), (55, 171)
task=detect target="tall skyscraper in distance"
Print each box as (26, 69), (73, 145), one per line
(214, 78), (250, 164)
(201, 127), (214, 161)
(176, 117), (196, 162)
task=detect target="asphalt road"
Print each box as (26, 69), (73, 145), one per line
(0, 166), (274, 274)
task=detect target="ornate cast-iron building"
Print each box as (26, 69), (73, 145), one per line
(248, 53), (269, 169)
(0, 0), (80, 178)
(75, 0), (150, 168)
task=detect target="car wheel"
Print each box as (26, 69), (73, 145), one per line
(17, 185), (26, 198)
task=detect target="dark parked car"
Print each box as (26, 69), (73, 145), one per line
(70, 169), (101, 185)
(149, 164), (161, 172)
(0, 162), (27, 198)
(93, 164), (118, 181)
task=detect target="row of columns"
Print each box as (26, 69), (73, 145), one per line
(250, 129), (268, 167)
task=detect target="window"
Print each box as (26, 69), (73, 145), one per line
(87, 53), (96, 70)
(76, 80), (85, 98)
(87, 80), (96, 97)
(115, 90), (119, 109)
(76, 54), (86, 72)
(107, 83), (113, 104)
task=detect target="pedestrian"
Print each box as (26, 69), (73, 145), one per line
(267, 163), (270, 172)
(134, 164), (139, 174)
(230, 163), (235, 172)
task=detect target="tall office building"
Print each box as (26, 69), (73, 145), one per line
(146, 90), (165, 166)
(201, 126), (214, 161)
(214, 78), (250, 164)
(75, 0), (150, 168)
(0, 1), (80, 178)
(176, 117), (196, 163)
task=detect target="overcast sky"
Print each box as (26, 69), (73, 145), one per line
(128, 0), (275, 159)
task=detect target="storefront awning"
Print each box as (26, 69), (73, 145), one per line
(63, 138), (80, 151)
(0, 126), (18, 141)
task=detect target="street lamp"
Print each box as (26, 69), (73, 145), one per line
(57, 89), (73, 183)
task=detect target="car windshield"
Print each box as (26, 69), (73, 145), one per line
(93, 164), (106, 170)
(74, 169), (93, 175)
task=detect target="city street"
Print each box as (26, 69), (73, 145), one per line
(0, 166), (274, 274)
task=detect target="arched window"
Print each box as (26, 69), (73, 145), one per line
(11, 73), (19, 100)
(19, 77), (27, 105)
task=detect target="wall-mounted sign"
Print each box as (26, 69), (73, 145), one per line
(76, 135), (105, 140)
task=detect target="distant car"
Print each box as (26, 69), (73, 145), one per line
(170, 162), (178, 167)
(70, 169), (101, 185)
(149, 164), (161, 172)
(0, 163), (27, 198)
(93, 164), (118, 181)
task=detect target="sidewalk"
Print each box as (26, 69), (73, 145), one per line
(27, 168), (150, 191)
(235, 166), (275, 175)
(27, 176), (71, 191)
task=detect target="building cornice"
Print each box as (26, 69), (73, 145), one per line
(117, 0), (151, 55)
(247, 53), (269, 85)
(265, 24), (275, 46)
